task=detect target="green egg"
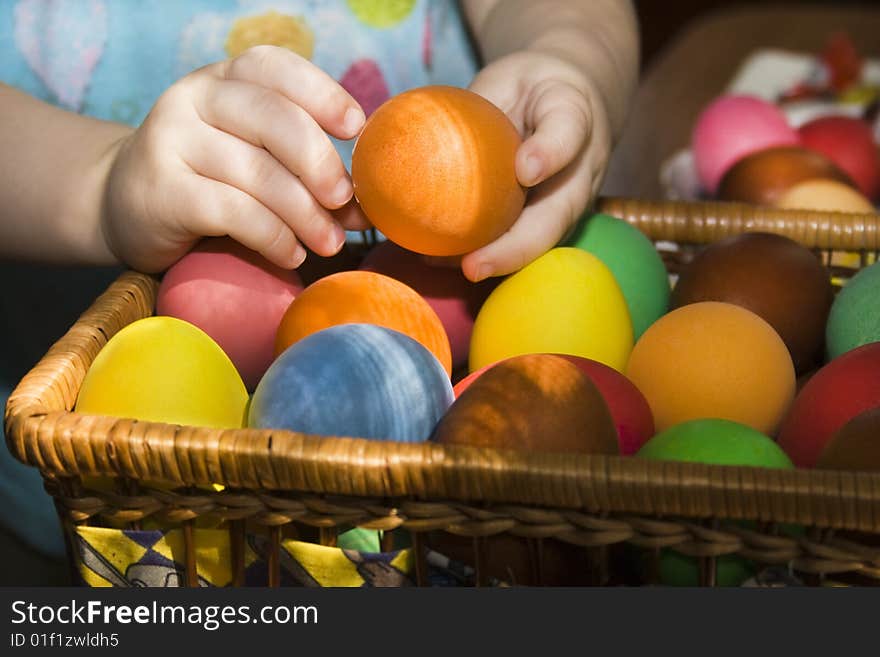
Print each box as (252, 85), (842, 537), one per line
(566, 212), (670, 338)
(636, 418), (794, 586)
(826, 260), (880, 359)
(637, 418), (794, 468)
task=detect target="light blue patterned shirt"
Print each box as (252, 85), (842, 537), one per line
(0, 0), (478, 559)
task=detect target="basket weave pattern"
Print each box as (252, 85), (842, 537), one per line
(6, 198), (880, 586)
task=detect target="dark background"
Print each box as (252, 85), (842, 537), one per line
(635, 0), (875, 69)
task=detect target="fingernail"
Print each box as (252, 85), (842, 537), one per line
(343, 107), (365, 137)
(332, 177), (353, 206)
(328, 226), (346, 254)
(522, 153), (542, 186)
(292, 244), (307, 268)
(473, 264), (492, 282)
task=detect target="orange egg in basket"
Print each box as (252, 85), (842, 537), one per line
(626, 301), (796, 434)
(274, 270), (453, 375)
(351, 85), (526, 256)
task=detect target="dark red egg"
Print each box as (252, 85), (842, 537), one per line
(777, 342), (880, 467)
(799, 115), (880, 200)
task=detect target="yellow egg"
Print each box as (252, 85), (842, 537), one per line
(469, 247), (633, 372)
(774, 178), (876, 213)
(76, 316), (248, 428)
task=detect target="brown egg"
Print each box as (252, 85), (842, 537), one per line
(813, 406), (880, 587)
(816, 407), (880, 471)
(431, 353), (619, 454)
(670, 232), (833, 374)
(717, 146), (855, 205)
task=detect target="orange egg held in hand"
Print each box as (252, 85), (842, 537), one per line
(274, 270), (452, 375)
(351, 85), (526, 256)
(625, 302), (796, 434)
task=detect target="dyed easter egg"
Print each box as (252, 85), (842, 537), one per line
(156, 237), (304, 390)
(454, 354), (654, 455)
(826, 260), (880, 359)
(469, 248), (633, 373)
(626, 302), (796, 434)
(351, 85), (525, 255)
(670, 232), (833, 373)
(637, 418), (793, 468)
(774, 178), (876, 213)
(432, 354), (618, 455)
(250, 324), (453, 442)
(799, 115), (880, 200)
(777, 342), (880, 467)
(637, 418), (793, 587)
(75, 316), (248, 428)
(566, 212), (670, 339)
(275, 270), (452, 375)
(359, 240), (498, 369)
(717, 146), (853, 205)
(816, 407), (880, 472)
(692, 95), (800, 194)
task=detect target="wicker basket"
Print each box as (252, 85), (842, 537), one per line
(5, 197), (880, 587)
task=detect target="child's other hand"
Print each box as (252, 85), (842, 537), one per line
(102, 45), (370, 273)
(461, 51), (612, 282)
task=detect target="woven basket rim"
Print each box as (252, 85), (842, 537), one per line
(5, 197), (880, 533)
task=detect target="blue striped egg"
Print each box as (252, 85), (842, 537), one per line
(249, 323), (453, 442)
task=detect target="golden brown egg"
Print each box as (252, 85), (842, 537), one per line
(431, 353), (619, 454)
(717, 146), (854, 205)
(816, 407), (880, 472)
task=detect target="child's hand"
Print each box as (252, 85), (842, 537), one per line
(102, 45), (369, 273)
(461, 51), (613, 282)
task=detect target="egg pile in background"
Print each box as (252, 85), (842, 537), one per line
(72, 82), (880, 587)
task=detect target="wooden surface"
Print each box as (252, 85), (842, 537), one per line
(602, 4), (880, 200)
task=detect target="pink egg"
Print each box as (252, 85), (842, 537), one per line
(359, 241), (498, 370)
(692, 95), (800, 194)
(454, 354), (655, 455)
(156, 237), (304, 391)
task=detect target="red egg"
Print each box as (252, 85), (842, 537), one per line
(359, 241), (498, 370)
(454, 354), (654, 455)
(692, 95), (800, 194)
(777, 342), (880, 468)
(799, 115), (880, 200)
(156, 237), (304, 390)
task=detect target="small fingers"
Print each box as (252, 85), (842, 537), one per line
(184, 123), (345, 257)
(184, 174), (306, 269)
(517, 83), (592, 187)
(219, 45), (365, 140)
(461, 166), (592, 282)
(194, 77), (352, 209)
(332, 200), (372, 232)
